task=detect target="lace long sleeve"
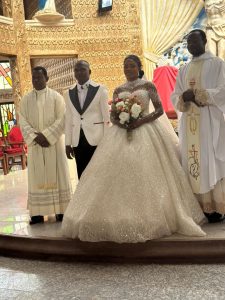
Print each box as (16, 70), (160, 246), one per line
(146, 82), (164, 121)
(126, 82), (163, 129)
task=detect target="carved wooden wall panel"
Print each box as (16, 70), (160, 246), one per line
(26, 24), (77, 54)
(32, 57), (77, 94)
(12, 0), (32, 96)
(26, 0), (141, 94)
(0, 21), (15, 55)
(0, 0), (141, 115)
(10, 58), (21, 120)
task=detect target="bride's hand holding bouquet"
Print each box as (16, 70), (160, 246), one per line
(109, 94), (144, 141)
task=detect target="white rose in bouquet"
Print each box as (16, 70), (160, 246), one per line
(131, 103), (142, 119)
(119, 112), (130, 124)
(116, 101), (125, 108)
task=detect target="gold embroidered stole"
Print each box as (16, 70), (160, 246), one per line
(186, 60), (204, 193)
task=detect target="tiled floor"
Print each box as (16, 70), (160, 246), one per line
(0, 161), (77, 238)
(1, 257), (225, 299)
(2, 166), (225, 299)
(1, 167), (225, 240)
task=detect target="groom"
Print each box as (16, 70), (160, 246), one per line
(64, 60), (110, 179)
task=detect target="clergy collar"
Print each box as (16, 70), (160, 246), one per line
(77, 80), (90, 91)
(34, 87), (47, 94)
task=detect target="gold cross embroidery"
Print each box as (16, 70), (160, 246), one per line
(187, 106), (200, 135)
(188, 144), (200, 180)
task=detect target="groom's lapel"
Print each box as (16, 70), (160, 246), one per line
(69, 86), (82, 115)
(82, 84), (100, 114)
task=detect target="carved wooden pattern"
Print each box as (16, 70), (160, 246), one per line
(0, 0), (141, 115)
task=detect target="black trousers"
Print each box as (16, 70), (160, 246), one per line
(73, 129), (97, 179)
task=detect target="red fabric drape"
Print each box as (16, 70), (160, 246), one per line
(153, 66), (178, 119)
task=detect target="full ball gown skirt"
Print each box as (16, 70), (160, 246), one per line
(62, 120), (206, 243)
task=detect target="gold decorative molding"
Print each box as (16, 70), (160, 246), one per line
(12, 0), (32, 96)
(0, 16), (15, 55)
(25, 19), (74, 26)
(0, 0), (141, 114)
(0, 15), (13, 24)
(10, 58), (21, 121)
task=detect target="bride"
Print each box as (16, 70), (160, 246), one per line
(62, 55), (206, 243)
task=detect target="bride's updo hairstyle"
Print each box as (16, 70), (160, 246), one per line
(124, 55), (145, 79)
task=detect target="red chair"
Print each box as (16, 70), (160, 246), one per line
(4, 126), (27, 173)
(0, 131), (7, 175)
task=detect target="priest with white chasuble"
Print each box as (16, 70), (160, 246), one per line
(20, 67), (72, 225)
(171, 29), (225, 223)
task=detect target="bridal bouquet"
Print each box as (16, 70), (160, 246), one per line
(109, 93), (143, 141)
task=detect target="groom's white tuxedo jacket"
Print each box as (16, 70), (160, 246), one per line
(64, 80), (110, 147)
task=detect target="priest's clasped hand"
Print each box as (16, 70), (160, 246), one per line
(34, 132), (50, 147)
(182, 89), (204, 107)
(182, 89), (195, 103)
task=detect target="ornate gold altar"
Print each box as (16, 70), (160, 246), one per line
(0, 0), (223, 120)
(0, 0), (142, 115)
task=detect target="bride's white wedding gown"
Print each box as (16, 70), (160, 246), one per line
(62, 79), (206, 243)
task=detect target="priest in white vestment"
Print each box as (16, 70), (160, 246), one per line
(171, 29), (225, 223)
(20, 66), (72, 225)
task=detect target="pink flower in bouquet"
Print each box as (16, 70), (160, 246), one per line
(114, 97), (122, 103)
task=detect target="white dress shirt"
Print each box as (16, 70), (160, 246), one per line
(77, 80), (90, 109)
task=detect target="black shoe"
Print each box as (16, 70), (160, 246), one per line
(55, 214), (64, 222)
(29, 215), (44, 225)
(205, 212), (224, 223)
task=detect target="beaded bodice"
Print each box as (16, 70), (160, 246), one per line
(113, 79), (161, 116)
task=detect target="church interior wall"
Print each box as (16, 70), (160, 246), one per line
(0, 0), (142, 118)
(1, 0), (222, 125)
(23, 0), (73, 20)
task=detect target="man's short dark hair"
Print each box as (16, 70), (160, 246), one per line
(75, 60), (90, 68)
(187, 29), (207, 42)
(32, 66), (48, 78)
